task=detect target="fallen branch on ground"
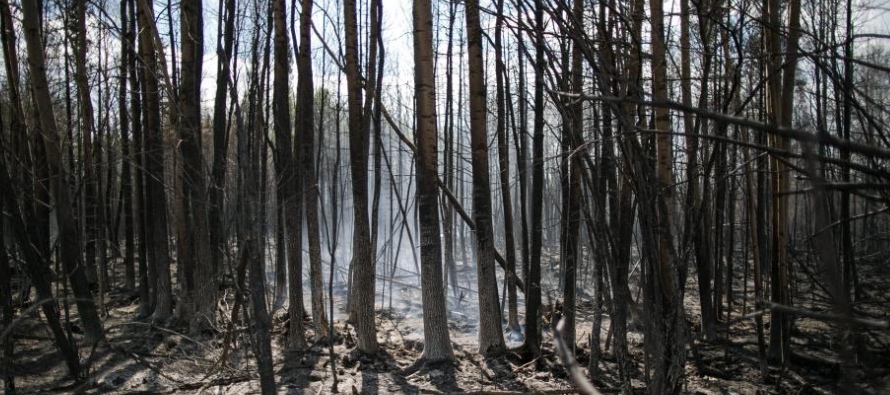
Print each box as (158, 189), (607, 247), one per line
(121, 375), (252, 395)
(420, 389), (586, 395)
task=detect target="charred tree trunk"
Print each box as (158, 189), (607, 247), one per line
(442, 0), (458, 300)
(209, 0), (236, 307)
(413, 0), (455, 364)
(272, 0), (306, 349)
(237, 38), (275, 391)
(178, 0), (215, 333)
(0, 159), (82, 377)
(119, 0), (136, 291)
(135, 0), (173, 322)
(521, 0), (546, 360)
(560, 0), (584, 355)
(643, 0), (686, 388)
(129, 0), (151, 317)
(465, 0), (506, 358)
(494, 0), (519, 333)
(22, 0), (105, 343)
(344, 0), (379, 354)
(297, 0), (329, 339)
(72, 0), (102, 290)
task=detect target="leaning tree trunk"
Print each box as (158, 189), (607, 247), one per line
(0, 160), (82, 377)
(21, 0), (105, 344)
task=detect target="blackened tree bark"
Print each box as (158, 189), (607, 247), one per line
(119, 0), (136, 291)
(521, 0), (546, 360)
(764, 0), (800, 362)
(209, 0), (236, 307)
(21, 0), (105, 343)
(678, 0), (712, 338)
(643, 0), (686, 388)
(72, 0), (103, 289)
(344, 0), (379, 354)
(465, 0), (506, 358)
(494, 0), (519, 333)
(238, 58), (277, 395)
(272, 0), (306, 349)
(129, 0), (150, 317)
(413, 0), (455, 364)
(135, 0), (173, 321)
(297, 0), (329, 340)
(179, 0), (215, 333)
(0, 174), (10, 391)
(560, 0), (584, 355)
(0, 186), (11, 391)
(442, 0), (458, 299)
(0, 157), (82, 377)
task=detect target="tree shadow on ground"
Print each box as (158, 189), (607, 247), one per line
(483, 356), (535, 392)
(279, 343), (324, 393)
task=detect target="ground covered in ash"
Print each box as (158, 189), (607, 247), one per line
(7, 255), (890, 394)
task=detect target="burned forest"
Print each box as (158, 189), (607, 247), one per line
(2, 0), (890, 393)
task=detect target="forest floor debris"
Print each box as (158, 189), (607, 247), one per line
(6, 258), (890, 394)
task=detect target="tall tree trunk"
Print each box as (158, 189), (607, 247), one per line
(119, 0), (136, 291)
(135, 0), (173, 322)
(679, 0), (718, 339)
(522, 0), (546, 360)
(129, 0), (151, 317)
(442, 0), (458, 300)
(515, 25), (530, 300)
(0, 7), (28, 385)
(344, 0), (379, 354)
(494, 0), (519, 333)
(239, 55), (277, 394)
(297, 0), (329, 339)
(21, 0), (105, 343)
(271, 0), (306, 349)
(465, 0), (506, 358)
(560, 0), (584, 355)
(179, 0), (215, 333)
(764, 0), (800, 362)
(841, 0), (859, 303)
(209, 0), (236, 309)
(645, 0), (686, 388)
(413, 0), (455, 364)
(0, 188), (11, 392)
(72, 0), (102, 290)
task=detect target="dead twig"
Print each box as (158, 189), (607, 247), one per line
(553, 318), (604, 395)
(511, 357), (541, 374)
